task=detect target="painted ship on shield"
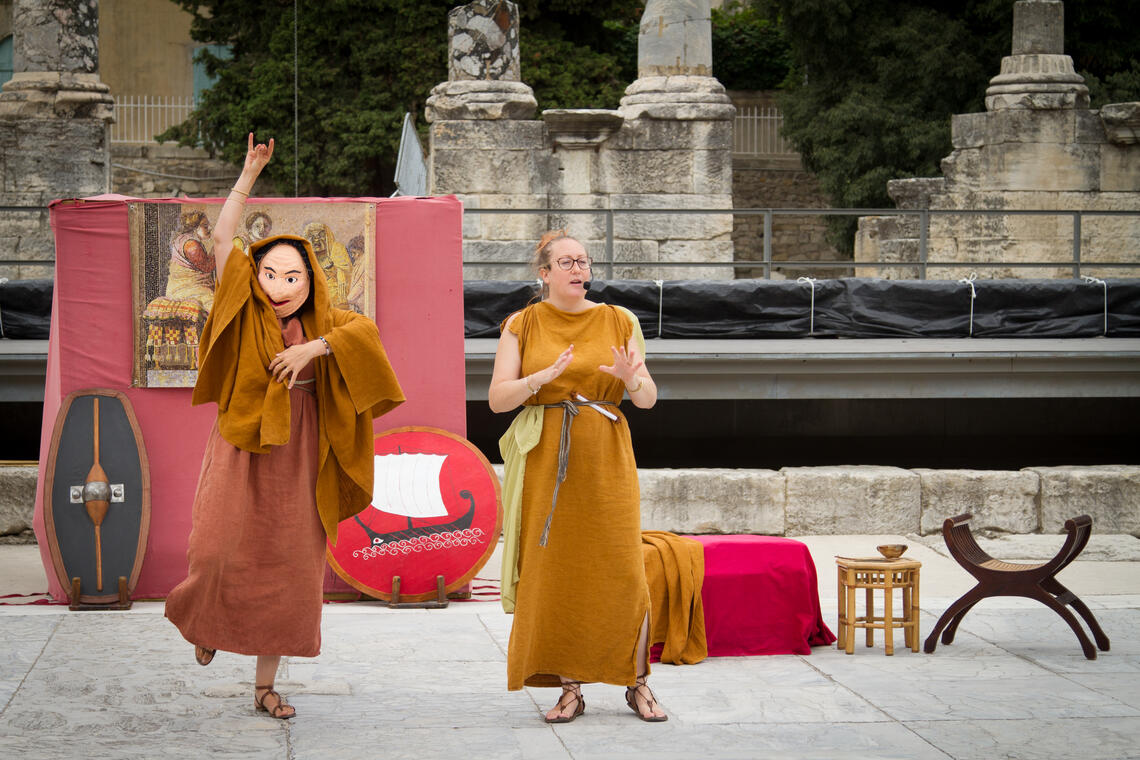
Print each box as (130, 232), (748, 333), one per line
(352, 451), (481, 558)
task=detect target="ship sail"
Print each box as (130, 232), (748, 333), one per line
(372, 453), (449, 519)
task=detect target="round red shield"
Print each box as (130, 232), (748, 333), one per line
(326, 426), (502, 602)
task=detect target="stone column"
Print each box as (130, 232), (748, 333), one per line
(983, 0), (1088, 111)
(619, 0), (734, 121)
(0, 0), (114, 279)
(855, 0), (1140, 280)
(615, 0), (736, 279)
(424, 1), (536, 122)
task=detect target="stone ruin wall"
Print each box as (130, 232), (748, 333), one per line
(856, 0), (1140, 280)
(429, 0), (736, 282)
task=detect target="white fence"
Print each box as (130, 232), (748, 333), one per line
(733, 104), (796, 156)
(110, 95), (196, 145)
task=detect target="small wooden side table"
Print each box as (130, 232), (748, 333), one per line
(836, 556), (921, 655)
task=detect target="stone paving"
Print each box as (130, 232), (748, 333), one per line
(1, 536), (1139, 760)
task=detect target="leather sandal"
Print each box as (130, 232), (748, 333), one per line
(254, 684), (296, 719)
(194, 645), (215, 667)
(625, 675), (667, 722)
(544, 680), (585, 724)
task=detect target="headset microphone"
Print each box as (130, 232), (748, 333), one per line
(582, 280), (592, 291)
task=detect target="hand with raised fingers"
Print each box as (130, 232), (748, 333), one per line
(599, 344), (644, 388)
(528, 344), (573, 390)
(244, 132), (275, 177)
(268, 340), (324, 389)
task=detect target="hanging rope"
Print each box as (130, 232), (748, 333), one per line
(1081, 275), (1108, 336)
(796, 277), (817, 335)
(959, 272), (978, 337)
(654, 279), (664, 338)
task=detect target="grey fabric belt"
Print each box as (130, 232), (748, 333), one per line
(538, 395), (619, 547)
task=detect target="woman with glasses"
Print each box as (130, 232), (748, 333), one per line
(489, 230), (666, 723)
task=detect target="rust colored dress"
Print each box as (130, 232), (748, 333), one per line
(165, 317), (325, 657)
(506, 301), (649, 690)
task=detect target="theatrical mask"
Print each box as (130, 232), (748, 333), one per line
(257, 245), (311, 318)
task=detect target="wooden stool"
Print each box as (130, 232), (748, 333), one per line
(836, 557), (921, 655)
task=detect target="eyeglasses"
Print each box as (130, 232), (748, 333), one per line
(553, 256), (592, 271)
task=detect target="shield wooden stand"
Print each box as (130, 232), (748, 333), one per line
(42, 389), (151, 610)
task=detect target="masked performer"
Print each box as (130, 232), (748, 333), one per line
(489, 231), (667, 723)
(165, 134), (405, 720)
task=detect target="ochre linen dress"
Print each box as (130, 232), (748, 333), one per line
(506, 301), (650, 689)
(165, 318), (325, 656)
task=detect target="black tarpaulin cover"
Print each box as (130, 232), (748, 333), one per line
(463, 278), (1140, 339)
(0, 278), (52, 339)
(5, 278), (1137, 342)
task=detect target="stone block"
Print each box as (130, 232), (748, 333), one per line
(915, 469), (1040, 535)
(1026, 465), (1140, 536)
(599, 149), (695, 194)
(658, 239), (734, 280)
(783, 466), (920, 535)
(1100, 146), (1140, 192)
(692, 149), (733, 194)
(950, 112), (988, 149)
(611, 194), (734, 240)
(607, 118), (732, 152)
(429, 120), (545, 151)
(542, 198), (609, 242)
(463, 194), (555, 242)
(606, 240), (659, 279)
(431, 148), (537, 194)
(461, 239), (533, 281)
(637, 469), (785, 535)
(977, 141), (1101, 192)
(553, 150), (599, 195)
(984, 109), (1078, 146)
(0, 465), (37, 535)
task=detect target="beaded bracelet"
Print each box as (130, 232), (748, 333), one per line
(318, 336), (331, 355)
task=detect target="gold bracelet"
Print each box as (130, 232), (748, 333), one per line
(525, 376), (539, 395)
(229, 189), (249, 200)
(627, 378), (644, 394)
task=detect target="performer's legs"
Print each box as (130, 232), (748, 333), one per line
(254, 655), (296, 719)
(627, 612), (667, 721)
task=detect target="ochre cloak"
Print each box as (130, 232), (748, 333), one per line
(191, 234), (404, 543)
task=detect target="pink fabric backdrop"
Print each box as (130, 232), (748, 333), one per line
(33, 195), (465, 601)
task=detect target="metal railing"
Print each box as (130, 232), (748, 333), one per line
(110, 95), (195, 145)
(463, 207), (1140, 280)
(732, 105), (796, 157)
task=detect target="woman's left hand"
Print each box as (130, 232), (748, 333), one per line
(269, 340), (324, 389)
(599, 345), (644, 388)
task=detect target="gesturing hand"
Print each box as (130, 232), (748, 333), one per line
(530, 344), (574, 388)
(599, 345), (644, 388)
(268, 341), (323, 389)
(244, 133), (275, 176)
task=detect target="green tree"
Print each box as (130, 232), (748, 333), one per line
(163, 1), (645, 196)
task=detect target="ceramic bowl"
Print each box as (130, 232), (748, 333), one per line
(877, 543), (907, 559)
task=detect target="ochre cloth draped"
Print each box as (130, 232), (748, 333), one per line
(191, 234), (404, 543)
(641, 531), (708, 665)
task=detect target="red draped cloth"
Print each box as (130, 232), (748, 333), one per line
(688, 535), (835, 657)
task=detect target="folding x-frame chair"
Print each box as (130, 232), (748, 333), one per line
(925, 513), (1110, 660)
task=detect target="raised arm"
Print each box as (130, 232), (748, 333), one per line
(213, 133), (274, 283)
